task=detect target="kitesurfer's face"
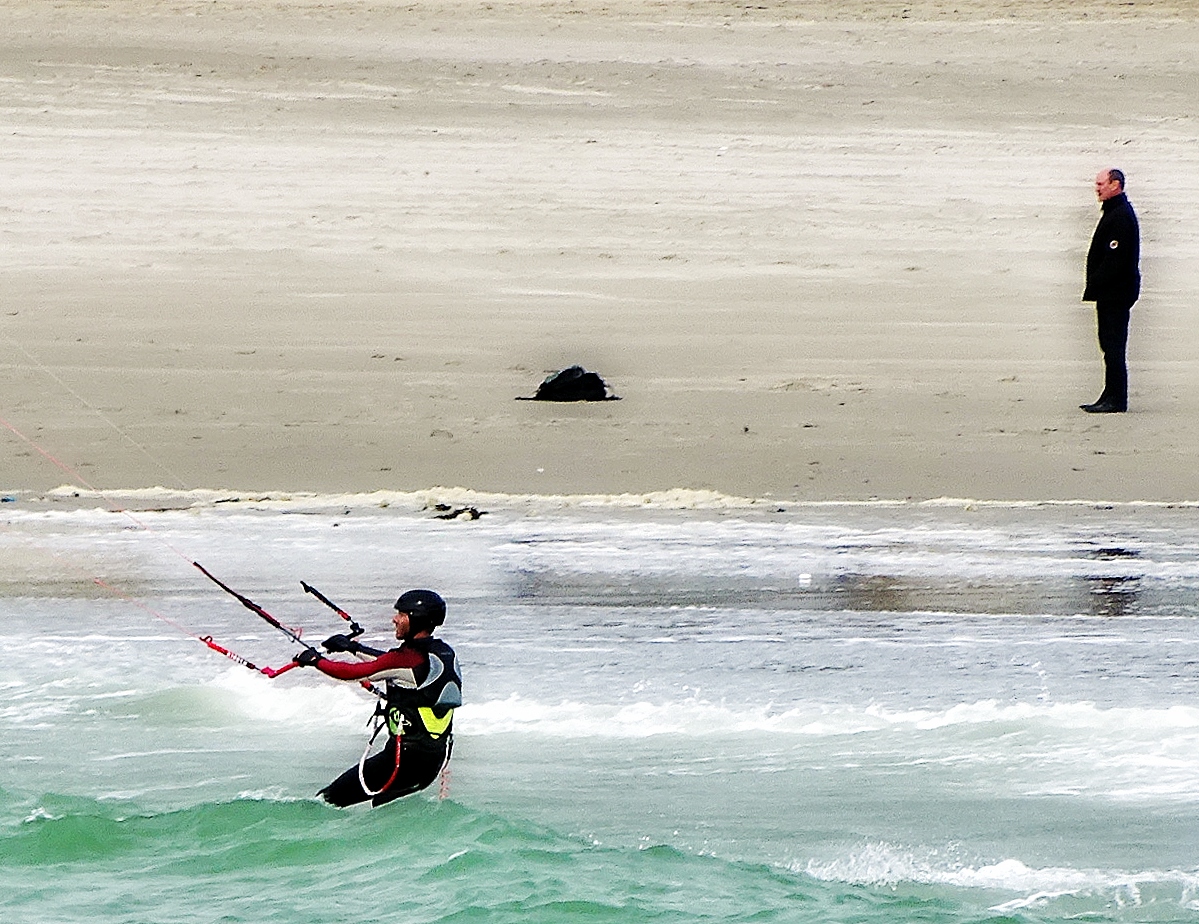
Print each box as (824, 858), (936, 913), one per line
(393, 609), (411, 639)
(1095, 170), (1122, 202)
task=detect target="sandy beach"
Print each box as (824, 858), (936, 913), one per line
(2, 0), (1197, 504)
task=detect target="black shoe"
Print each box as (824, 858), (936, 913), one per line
(1082, 401), (1126, 414)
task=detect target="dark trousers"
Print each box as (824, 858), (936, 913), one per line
(319, 735), (450, 808)
(1095, 301), (1132, 409)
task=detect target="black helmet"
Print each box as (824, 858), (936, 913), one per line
(395, 589), (446, 634)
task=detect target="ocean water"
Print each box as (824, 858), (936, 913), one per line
(3, 493), (1199, 923)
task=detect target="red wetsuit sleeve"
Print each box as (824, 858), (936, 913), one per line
(314, 647), (426, 684)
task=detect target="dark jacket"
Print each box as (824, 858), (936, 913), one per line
(1084, 192), (1140, 307)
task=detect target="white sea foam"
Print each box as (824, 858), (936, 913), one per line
(233, 788), (302, 803)
(33, 484), (778, 514)
(27, 484), (1199, 513)
(173, 676), (1199, 762)
(802, 842), (1199, 912)
(22, 806), (61, 824)
(204, 667), (371, 727)
(454, 695), (1199, 803)
(457, 695), (1199, 739)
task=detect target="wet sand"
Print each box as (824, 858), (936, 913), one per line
(2, 0), (1198, 503)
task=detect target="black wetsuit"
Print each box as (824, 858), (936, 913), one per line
(311, 636), (462, 807)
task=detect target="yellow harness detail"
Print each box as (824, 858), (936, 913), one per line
(387, 704), (454, 739)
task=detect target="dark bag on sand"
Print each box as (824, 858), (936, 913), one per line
(518, 365), (619, 402)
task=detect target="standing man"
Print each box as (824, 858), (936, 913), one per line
(1081, 168), (1140, 413)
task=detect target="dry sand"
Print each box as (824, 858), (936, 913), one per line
(2, 0), (1198, 504)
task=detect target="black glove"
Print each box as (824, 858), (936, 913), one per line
(322, 633), (354, 653)
(294, 648), (323, 667)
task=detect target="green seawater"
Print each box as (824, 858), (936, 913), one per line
(1, 790), (1053, 924)
(5, 503), (1199, 923)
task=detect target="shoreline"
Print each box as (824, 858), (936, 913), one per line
(8, 485), (1199, 516)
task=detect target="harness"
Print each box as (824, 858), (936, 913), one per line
(357, 637), (462, 797)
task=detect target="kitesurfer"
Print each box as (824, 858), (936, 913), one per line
(293, 589), (462, 807)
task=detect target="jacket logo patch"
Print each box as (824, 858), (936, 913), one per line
(1109, 240), (1119, 249)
